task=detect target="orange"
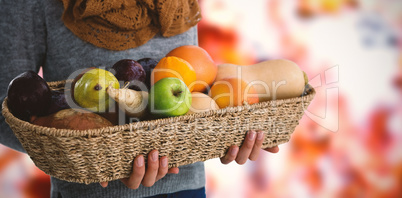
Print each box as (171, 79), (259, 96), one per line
(320, 0), (342, 13)
(166, 45), (217, 92)
(209, 77), (259, 108)
(151, 56), (197, 91)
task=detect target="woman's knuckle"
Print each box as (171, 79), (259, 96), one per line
(249, 155), (257, 161)
(142, 180), (155, 187)
(127, 183), (140, 189)
(244, 142), (254, 150)
(158, 170), (167, 178)
(149, 165), (159, 172)
(133, 170), (144, 178)
(236, 158), (247, 165)
(220, 158), (230, 164)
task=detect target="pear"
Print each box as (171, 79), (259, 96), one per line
(74, 68), (119, 112)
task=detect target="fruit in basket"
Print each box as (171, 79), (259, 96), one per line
(107, 84), (148, 119)
(137, 58), (159, 90)
(216, 59), (307, 101)
(148, 77), (191, 117)
(46, 90), (70, 115)
(7, 71), (52, 121)
(209, 77), (259, 108)
(112, 59), (146, 91)
(71, 67), (96, 101)
(30, 108), (113, 130)
(73, 68), (120, 112)
(166, 45), (217, 92)
(151, 56), (196, 92)
(186, 92), (219, 114)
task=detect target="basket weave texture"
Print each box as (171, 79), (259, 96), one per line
(2, 80), (315, 184)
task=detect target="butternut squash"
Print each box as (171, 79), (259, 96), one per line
(216, 59), (307, 101)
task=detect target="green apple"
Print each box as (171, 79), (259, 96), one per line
(74, 68), (120, 112)
(149, 77), (192, 117)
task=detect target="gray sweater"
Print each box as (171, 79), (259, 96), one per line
(0, 0), (205, 197)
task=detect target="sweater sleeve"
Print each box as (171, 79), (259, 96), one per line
(0, 0), (47, 153)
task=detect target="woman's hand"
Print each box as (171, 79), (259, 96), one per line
(100, 150), (179, 189)
(220, 130), (279, 164)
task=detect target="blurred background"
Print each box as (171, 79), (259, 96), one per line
(1, 0), (401, 197)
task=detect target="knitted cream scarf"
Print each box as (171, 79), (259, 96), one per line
(61, 0), (202, 51)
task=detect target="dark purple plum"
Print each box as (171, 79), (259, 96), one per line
(7, 71), (52, 121)
(46, 90), (71, 115)
(137, 58), (158, 90)
(112, 59), (146, 91)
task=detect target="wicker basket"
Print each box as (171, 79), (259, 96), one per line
(2, 80), (315, 184)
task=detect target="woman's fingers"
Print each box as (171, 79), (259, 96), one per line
(141, 150), (160, 187)
(220, 145), (239, 164)
(121, 155), (145, 189)
(168, 167), (180, 174)
(220, 130), (269, 165)
(235, 130), (257, 164)
(119, 152), (179, 189)
(115, 130), (277, 189)
(100, 182), (108, 188)
(248, 130), (265, 161)
(264, 146), (280, 153)
(155, 156), (169, 181)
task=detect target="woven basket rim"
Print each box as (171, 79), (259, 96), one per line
(2, 82), (315, 138)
